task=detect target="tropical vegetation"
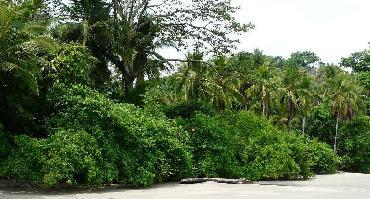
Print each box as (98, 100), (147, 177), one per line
(0, 0), (368, 188)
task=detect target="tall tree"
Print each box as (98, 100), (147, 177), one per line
(286, 51), (321, 69)
(246, 62), (278, 118)
(325, 67), (363, 152)
(218, 49), (270, 109)
(0, 0), (54, 133)
(62, 0), (254, 103)
(296, 71), (314, 135)
(278, 66), (301, 124)
(341, 49), (370, 73)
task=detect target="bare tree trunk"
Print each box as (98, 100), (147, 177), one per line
(302, 116), (306, 136)
(334, 116), (339, 153)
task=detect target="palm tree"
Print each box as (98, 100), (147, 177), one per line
(296, 71), (314, 135)
(328, 72), (362, 153)
(0, 1), (55, 131)
(246, 62), (278, 118)
(175, 51), (244, 110)
(277, 67), (302, 125)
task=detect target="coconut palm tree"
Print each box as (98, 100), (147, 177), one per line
(296, 71), (315, 135)
(246, 62), (279, 118)
(328, 72), (363, 153)
(277, 66), (302, 125)
(175, 51), (244, 110)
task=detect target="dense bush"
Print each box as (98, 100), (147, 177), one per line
(0, 123), (11, 160)
(165, 101), (217, 119)
(339, 116), (370, 173)
(0, 84), (192, 187)
(305, 103), (336, 145)
(43, 130), (107, 186)
(305, 104), (370, 174)
(178, 111), (339, 181)
(306, 139), (340, 174)
(0, 135), (46, 182)
(0, 89), (340, 187)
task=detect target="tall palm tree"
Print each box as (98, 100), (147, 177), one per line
(328, 72), (363, 153)
(296, 71), (314, 135)
(277, 66), (302, 124)
(246, 62), (279, 118)
(175, 52), (244, 110)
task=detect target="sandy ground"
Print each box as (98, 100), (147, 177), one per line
(1, 173), (369, 199)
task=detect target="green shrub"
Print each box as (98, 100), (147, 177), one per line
(43, 130), (107, 187)
(339, 116), (370, 173)
(307, 139), (340, 174)
(165, 101), (216, 119)
(0, 123), (11, 160)
(0, 135), (46, 182)
(43, 84), (192, 187)
(0, 85), (341, 186)
(177, 114), (239, 178)
(178, 111), (339, 181)
(304, 104), (368, 174)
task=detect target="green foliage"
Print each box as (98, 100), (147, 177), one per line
(306, 103), (336, 145)
(0, 0), (54, 133)
(51, 45), (95, 86)
(165, 101), (216, 119)
(307, 139), (340, 174)
(0, 135), (46, 182)
(44, 84), (192, 187)
(286, 51), (321, 69)
(43, 130), (106, 187)
(341, 49), (370, 73)
(178, 111), (339, 181)
(1, 0), (369, 188)
(0, 123), (11, 160)
(339, 116), (370, 173)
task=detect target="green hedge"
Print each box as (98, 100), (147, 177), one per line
(339, 116), (370, 173)
(1, 84), (193, 187)
(178, 111), (339, 181)
(0, 85), (340, 187)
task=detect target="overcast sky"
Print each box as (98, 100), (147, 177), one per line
(63, 0), (370, 64)
(235, 0), (370, 64)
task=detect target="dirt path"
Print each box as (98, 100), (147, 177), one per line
(1, 173), (369, 199)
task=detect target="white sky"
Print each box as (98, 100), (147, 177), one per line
(62, 0), (370, 64)
(235, 0), (370, 64)
(160, 0), (370, 64)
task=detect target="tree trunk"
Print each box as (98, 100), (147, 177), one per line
(135, 51), (147, 89)
(124, 77), (134, 96)
(302, 116), (306, 136)
(334, 115), (339, 153)
(262, 97), (269, 118)
(287, 97), (293, 124)
(265, 96), (269, 118)
(262, 86), (269, 118)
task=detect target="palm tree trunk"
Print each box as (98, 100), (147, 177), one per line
(334, 115), (339, 153)
(287, 97), (293, 124)
(302, 116), (306, 136)
(265, 98), (269, 118)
